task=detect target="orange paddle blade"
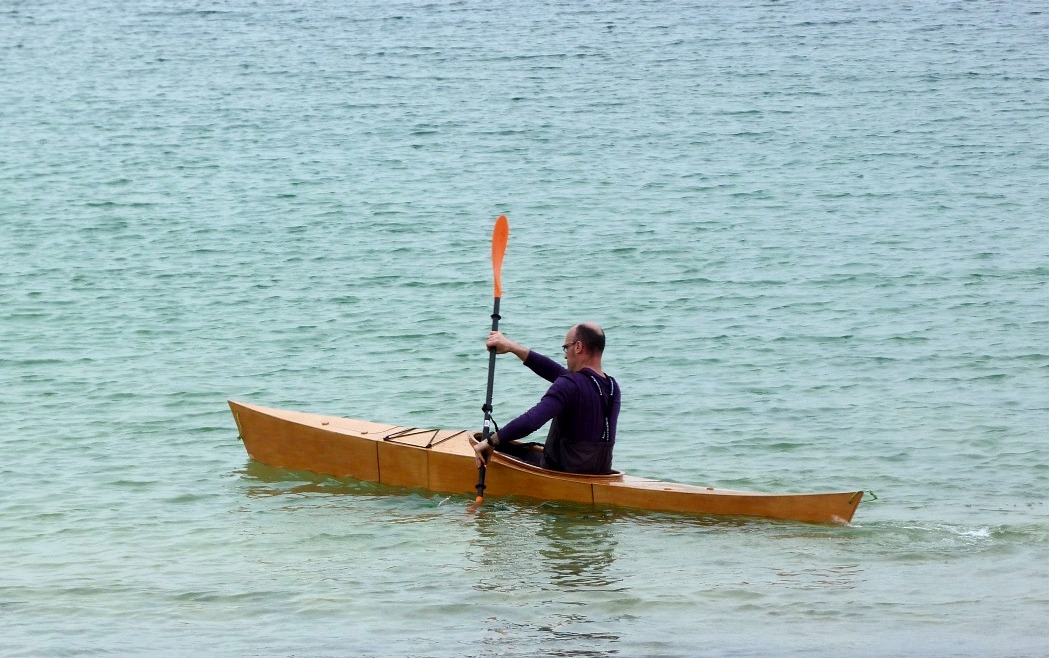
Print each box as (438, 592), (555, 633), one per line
(491, 215), (509, 298)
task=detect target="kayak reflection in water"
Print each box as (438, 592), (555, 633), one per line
(473, 323), (621, 475)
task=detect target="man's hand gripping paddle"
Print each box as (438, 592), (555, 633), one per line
(475, 215), (509, 506)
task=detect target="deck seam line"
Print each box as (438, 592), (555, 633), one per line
(374, 442), (381, 483)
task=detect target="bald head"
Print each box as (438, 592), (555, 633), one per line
(571, 322), (605, 355)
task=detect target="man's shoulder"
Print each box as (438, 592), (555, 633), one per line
(575, 368), (616, 384)
(553, 370), (585, 384)
(557, 370), (603, 395)
(574, 369), (621, 399)
(547, 370), (587, 393)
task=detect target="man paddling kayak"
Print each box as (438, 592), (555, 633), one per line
(473, 322), (621, 475)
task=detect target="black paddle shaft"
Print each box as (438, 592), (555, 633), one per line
(481, 296), (501, 440)
(476, 296), (500, 500)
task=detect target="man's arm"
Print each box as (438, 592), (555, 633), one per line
(472, 376), (575, 467)
(486, 331), (529, 361)
(475, 331), (529, 467)
(486, 330), (567, 383)
(495, 377), (574, 443)
(522, 350), (568, 383)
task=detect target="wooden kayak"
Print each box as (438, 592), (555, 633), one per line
(229, 400), (863, 524)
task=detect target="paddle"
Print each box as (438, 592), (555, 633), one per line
(476, 214), (509, 505)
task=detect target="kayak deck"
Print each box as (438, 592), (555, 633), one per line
(229, 400), (863, 524)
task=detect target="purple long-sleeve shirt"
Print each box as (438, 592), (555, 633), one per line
(498, 350), (621, 474)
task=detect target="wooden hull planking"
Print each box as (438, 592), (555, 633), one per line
(229, 400), (862, 524)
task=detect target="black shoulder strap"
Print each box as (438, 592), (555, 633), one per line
(586, 373), (616, 442)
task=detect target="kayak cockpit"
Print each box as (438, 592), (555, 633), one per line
(491, 451), (624, 482)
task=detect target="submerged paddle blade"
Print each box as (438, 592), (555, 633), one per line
(491, 215), (509, 298)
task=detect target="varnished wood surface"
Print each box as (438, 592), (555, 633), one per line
(229, 400), (862, 524)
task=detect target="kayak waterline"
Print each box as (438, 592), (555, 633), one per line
(229, 400), (864, 524)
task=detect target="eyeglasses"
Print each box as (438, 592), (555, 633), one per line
(562, 340), (580, 354)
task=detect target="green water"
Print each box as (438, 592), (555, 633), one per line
(2, 1), (1046, 655)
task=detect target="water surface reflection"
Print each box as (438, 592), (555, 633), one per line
(468, 503), (624, 657)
